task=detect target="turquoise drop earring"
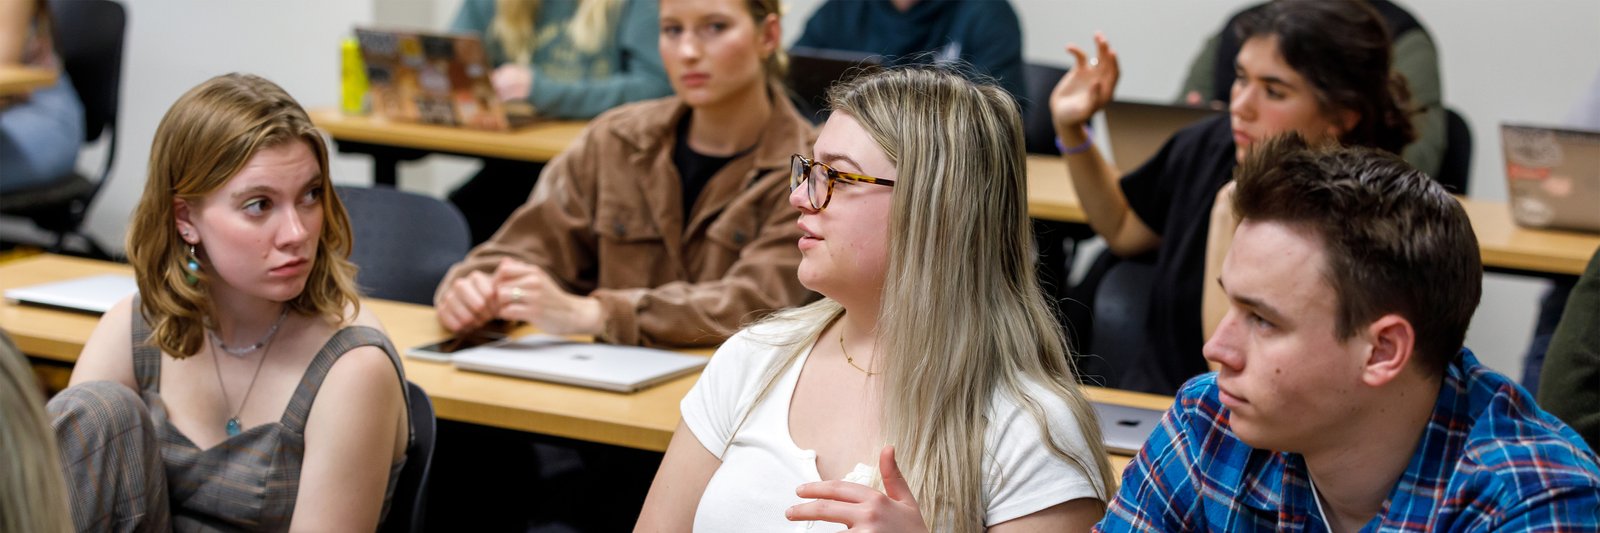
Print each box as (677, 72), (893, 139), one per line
(183, 233), (202, 285)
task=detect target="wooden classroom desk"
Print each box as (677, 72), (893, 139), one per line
(1457, 198), (1599, 277)
(308, 107), (588, 187)
(0, 65), (56, 96)
(1023, 154), (1600, 277)
(1, 254), (1171, 469)
(308, 106), (1599, 277)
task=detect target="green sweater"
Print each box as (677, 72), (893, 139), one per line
(1539, 247), (1600, 449)
(451, 0), (672, 119)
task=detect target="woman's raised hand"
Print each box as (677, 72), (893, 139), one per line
(1049, 32), (1121, 135)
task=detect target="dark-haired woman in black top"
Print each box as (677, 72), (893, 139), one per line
(1047, 0), (1417, 393)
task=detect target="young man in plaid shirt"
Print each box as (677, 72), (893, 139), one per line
(1098, 136), (1600, 532)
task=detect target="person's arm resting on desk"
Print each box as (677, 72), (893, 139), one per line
(436, 121), (808, 346)
(437, 123), (604, 334)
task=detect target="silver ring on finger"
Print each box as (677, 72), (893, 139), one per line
(1089, 57), (1099, 67)
(509, 286), (524, 303)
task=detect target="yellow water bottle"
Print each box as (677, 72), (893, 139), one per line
(340, 37), (368, 115)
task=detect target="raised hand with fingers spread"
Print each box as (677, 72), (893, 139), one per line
(1049, 32), (1121, 138)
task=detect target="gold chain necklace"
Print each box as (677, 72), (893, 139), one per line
(838, 329), (878, 376)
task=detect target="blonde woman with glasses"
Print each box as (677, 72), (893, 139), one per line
(638, 67), (1116, 532)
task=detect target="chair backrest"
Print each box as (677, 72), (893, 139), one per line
(48, 0), (124, 170)
(1022, 62), (1070, 155)
(382, 381), (437, 533)
(1437, 107), (1473, 194)
(335, 186), (472, 305)
(1084, 250), (1166, 392)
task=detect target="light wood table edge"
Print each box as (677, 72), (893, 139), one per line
(308, 107), (586, 163)
(0, 255), (1178, 464)
(0, 65), (56, 95)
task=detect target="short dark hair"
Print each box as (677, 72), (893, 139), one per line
(1234, 0), (1417, 155)
(1232, 135), (1481, 374)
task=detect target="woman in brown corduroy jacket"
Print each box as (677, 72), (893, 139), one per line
(435, 0), (816, 347)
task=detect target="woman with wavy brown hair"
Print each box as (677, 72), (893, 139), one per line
(48, 73), (411, 531)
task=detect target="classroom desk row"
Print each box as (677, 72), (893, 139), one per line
(0, 254), (1174, 473)
(311, 108), (1600, 277)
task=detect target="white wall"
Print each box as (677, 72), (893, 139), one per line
(72, 0), (376, 255)
(72, 0), (1599, 379)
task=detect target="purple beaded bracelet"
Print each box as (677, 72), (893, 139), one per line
(1055, 124), (1095, 155)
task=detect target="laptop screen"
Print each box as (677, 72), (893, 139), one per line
(354, 28), (513, 131)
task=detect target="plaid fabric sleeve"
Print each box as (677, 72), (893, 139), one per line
(1487, 485), (1600, 531)
(1456, 422), (1600, 531)
(1095, 376), (1217, 532)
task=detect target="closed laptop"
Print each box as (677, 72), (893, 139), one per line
(1092, 401), (1165, 455)
(452, 334), (709, 393)
(4, 274), (137, 315)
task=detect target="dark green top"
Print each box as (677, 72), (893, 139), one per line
(1538, 247), (1600, 449)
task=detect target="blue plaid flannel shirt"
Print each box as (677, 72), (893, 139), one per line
(1096, 350), (1600, 532)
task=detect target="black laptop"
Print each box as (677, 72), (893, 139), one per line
(785, 47), (884, 124)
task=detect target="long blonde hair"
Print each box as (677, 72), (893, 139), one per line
(0, 333), (73, 533)
(126, 73), (360, 358)
(739, 68), (1116, 530)
(491, 0), (622, 64)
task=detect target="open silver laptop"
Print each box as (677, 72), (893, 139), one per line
(1501, 123), (1600, 233)
(1092, 402), (1165, 455)
(4, 274), (137, 314)
(451, 334), (709, 393)
(1103, 100), (1221, 174)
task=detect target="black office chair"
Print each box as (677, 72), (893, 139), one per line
(1022, 62), (1070, 155)
(1083, 250), (1161, 390)
(335, 186), (472, 305)
(1437, 107), (1473, 195)
(382, 381), (437, 533)
(0, 0), (125, 257)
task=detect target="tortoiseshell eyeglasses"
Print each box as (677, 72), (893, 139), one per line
(789, 154), (896, 211)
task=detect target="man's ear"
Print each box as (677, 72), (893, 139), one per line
(1360, 313), (1415, 387)
(174, 198), (199, 245)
